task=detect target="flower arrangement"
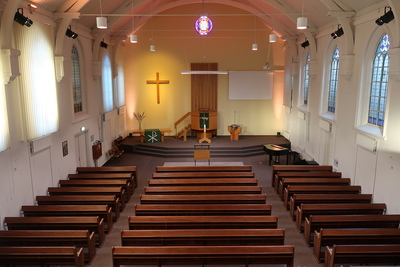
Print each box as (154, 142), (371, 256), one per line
(134, 111), (146, 130)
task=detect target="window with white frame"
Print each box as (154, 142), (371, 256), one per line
(328, 47), (340, 113)
(368, 34), (390, 128)
(101, 50), (114, 112)
(71, 45), (83, 113)
(115, 47), (125, 107)
(303, 53), (310, 105)
(14, 21), (59, 141)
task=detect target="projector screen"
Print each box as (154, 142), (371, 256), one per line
(228, 71), (273, 100)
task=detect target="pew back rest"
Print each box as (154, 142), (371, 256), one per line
(155, 165), (252, 172)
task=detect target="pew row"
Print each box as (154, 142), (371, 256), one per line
(0, 246), (84, 267)
(0, 230), (96, 263)
(3, 216), (106, 246)
(129, 215), (278, 230)
(68, 173), (135, 194)
(313, 228), (400, 262)
(47, 186), (126, 209)
(289, 194), (373, 219)
(296, 203), (387, 232)
(112, 245), (295, 267)
(278, 177), (351, 199)
(274, 171), (342, 193)
(121, 229), (285, 246)
(148, 178), (259, 187)
(271, 165), (333, 187)
(155, 165), (252, 172)
(75, 166), (137, 188)
(59, 179), (132, 200)
(325, 244), (400, 267)
(36, 195), (120, 220)
(152, 171), (255, 179)
(303, 214), (400, 245)
(144, 185), (262, 195)
(134, 204), (272, 216)
(283, 185), (362, 209)
(140, 194), (267, 204)
(21, 205), (113, 233)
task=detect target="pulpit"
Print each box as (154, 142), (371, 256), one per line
(191, 111), (217, 138)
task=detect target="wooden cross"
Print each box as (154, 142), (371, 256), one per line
(146, 72), (169, 104)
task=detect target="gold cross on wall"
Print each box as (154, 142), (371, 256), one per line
(146, 72), (170, 104)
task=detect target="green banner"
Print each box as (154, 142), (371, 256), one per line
(145, 129), (161, 143)
(200, 113), (209, 129)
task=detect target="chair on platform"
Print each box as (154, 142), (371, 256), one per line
(194, 144), (210, 166)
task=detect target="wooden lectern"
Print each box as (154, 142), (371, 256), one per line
(191, 111), (217, 139)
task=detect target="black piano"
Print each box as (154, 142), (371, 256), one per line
(263, 144), (290, 166)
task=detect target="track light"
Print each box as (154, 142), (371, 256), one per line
(14, 8), (33, 27)
(376, 6), (394, 26)
(100, 41), (108, 49)
(66, 26), (78, 39)
(301, 39), (309, 48)
(331, 25), (344, 39)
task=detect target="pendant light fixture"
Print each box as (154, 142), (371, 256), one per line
(195, 0), (213, 35)
(252, 15), (258, 50)
(129, 0), (137, 43)
(269, 15), (277, 43)
(96, 0), (107, 29)
(297, 0), (307, 30)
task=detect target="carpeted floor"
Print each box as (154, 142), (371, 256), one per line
(93, 135), (324, 267)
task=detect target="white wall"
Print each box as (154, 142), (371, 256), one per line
(285, 2), (400, 214)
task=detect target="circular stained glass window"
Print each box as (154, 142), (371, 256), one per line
(195, 15), (213, 35)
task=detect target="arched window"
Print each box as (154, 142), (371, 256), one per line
(71, 45), (82, 113)
(368, 34), (390, 127)
(303, 53), (310, 105)
(0, 61), (9, 152)
(102, 51), (114, 112)
(328, 47), (340, 113)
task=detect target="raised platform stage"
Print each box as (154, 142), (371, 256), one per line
(122, 135), (291, 158)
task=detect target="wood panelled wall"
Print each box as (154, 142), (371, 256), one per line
(191, 63), (218, 112)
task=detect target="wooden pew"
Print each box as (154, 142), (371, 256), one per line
(274, 171), (342, 192)
(4, 216), (105, 246)
(21, 205), (113, 233)
(134, 204), (272, 216)
(59, 179), (131, 200)
(47, 186), (126, 209)
(304, 214), (400, 246)
(325, 244), (400, 267)
(152, 171), (255, 179)
(289, 194), (373, 219)
(283, 185), (362, 209)
(144, 185), (262, 195)
(155, 165), (252, 172)
(129, 215), (278, 230)
(148, 178), (259, 187)
(121, 229), (285, 246)
(271, 165), (333, 187)
(0, 246), (84, 267)
(76, 166), (136, 188)
(36, 195), (120, 220)
(313, 228), (400, 262)
(0, 230), (96, 263)
(68, 172), (135, 192)
(140, 194), (267, 204)
(296, 203), (387, 232)
(278, 177), (351, 199)
(112, 245), (295, 267)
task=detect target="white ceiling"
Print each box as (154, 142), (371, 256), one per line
(16, 0), (386, 39)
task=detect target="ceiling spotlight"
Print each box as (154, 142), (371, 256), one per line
(14, 8), (33, 27)
(66, 26), (78, 39)
(376, 6), (394, 26)
(100, 41), (108, 49)
(301, 39), (309, 48)
(331, 25), (344, 39)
